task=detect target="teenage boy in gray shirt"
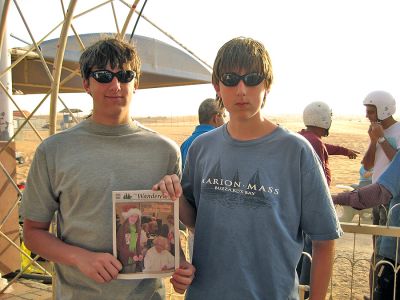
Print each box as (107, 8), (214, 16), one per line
(20, 38), (195, 300)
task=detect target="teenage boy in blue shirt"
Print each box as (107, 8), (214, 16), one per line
(154, 37), (341, 300)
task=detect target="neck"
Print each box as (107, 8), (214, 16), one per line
(305, 127), (323, 138)
(91, 112), (130, 126)
(381, 117), (397, 129)
(227, 116), (277, 141)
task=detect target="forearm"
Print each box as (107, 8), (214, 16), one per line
(361, 144), (376, 170)
(325, 143), (347, 155)
(309, 240), (335, 300)
(333, 183), (392, 209)
(24, 219), (121, 283)
(179, 195), (196, 230)
(23, 222), (89, 267)
(381, 140), (398, 161)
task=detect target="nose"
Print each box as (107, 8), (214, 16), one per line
(109, 76), (121, 92)
(235, 79), (247, 95)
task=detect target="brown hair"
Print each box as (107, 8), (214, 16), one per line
(79, 37), (141, 84)
(212, 37), (273, 109)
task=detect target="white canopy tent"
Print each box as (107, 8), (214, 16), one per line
(11, 33), (211, 94)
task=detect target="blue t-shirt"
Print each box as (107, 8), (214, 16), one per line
(377, 151), (400, 262)
(182, 124), (342, 300)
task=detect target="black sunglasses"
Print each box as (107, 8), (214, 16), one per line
(220, 72), (265, 87)
(89, 70), (136, 84)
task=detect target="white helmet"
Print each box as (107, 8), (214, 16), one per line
(303, 101), (332, 130)
(363, 90), (396, 121)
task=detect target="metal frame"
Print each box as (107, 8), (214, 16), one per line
(0, 1), (211, 299)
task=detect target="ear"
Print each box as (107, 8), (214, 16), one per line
(211, 114), (218, 126)
(82, 79), (91, 94)
(213, 83), (221, 98)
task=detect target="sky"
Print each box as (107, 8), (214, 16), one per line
(4, 0), (400, 117)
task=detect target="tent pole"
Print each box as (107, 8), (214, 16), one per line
(0, 0), (10, 57)
(119, 0), (140, 39)
(49, 0), (78, 135)
(0, 0), (13, 141)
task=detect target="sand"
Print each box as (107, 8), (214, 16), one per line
(13, 115), (374, 299)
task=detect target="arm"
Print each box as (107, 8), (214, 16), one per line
(362, 124), (379, 170)
(325, 144), (359, 159)
(332, 183), (392, 209)
(309, 240), (335, 300)
(371, 122), (398, 161)
(23, 219), (122, 283)
(362, 143), (376, 170)
(179, 196), (196, 230)
(379, 137), (398, 161)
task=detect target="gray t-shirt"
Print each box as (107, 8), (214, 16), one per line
(20, 119), (181, 300)
(182, 124), (342, 300)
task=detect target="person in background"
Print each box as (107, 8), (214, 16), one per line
(362, 90), (400, 299)
(180, 98), (226, 169)
(299, 101), (360, 187)
(333, 151), (400, 300)
(153, 36), (342, 300)
(20, 37), (194, 299)
(297, 101), (359, 294)
(180, 97), (226, 260)
(362, 90), (400, 227)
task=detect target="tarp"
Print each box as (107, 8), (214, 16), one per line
(10, 33), (211, 94)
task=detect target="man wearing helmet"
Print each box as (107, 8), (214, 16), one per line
(362, 90), (400, 299)
(299, 101), (359, 186)
(363, 90), (400, 226)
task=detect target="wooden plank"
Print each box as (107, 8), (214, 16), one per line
(0, 141), (21, 274)
(341, 222), (400, 238)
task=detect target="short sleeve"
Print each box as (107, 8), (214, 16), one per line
(20, 145), (59, 222)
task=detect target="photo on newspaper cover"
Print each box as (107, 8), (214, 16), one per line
(112, 190), (179, 279)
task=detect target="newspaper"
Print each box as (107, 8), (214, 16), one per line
(112, 190), (179, 279)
